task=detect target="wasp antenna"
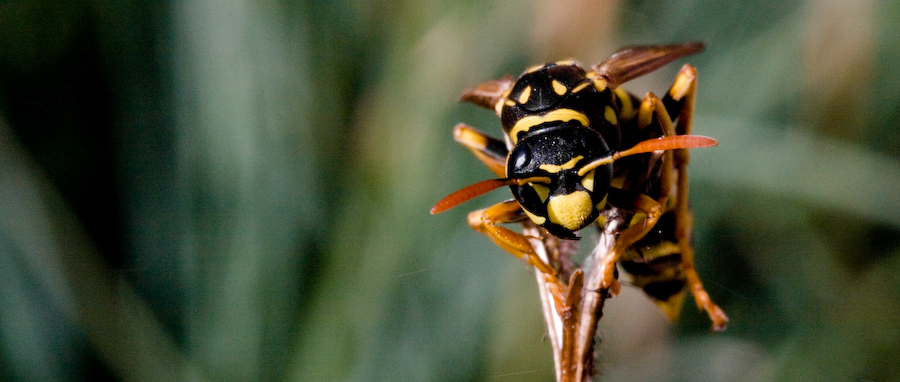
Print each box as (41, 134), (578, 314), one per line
(431, 178), (514, 214)
(431, 176), (553, 214)
(618, 135), (718, 158)
(577, 135), (717, 176)
(577, 156), (615, 176)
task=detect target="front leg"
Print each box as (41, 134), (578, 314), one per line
(467, 200), (556, 276)
(452, 123), (508, 177)
(468, 200), (570, 308)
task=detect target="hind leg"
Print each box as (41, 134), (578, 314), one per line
(663, 65), (728, 330)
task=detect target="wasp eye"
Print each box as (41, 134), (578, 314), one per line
(510, 144), (532, 171)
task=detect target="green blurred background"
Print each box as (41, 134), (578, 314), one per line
(1, 0), (899, 381)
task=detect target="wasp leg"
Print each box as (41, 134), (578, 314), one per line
(596, 91), (682, 296)
(669, 66), (728, 330)
(467, 200), (558, 277)
(452, 123), (508, 177)
(657, 67), (729, 330)
(662, 64), (698, 136)
(590, 92), (676, 295)
(599, 188), (666, 295)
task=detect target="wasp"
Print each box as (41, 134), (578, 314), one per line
(431, 42), (727, 330)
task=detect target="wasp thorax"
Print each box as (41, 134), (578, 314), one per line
(499, 61), (622, 150)
(507, 125), (614, 237)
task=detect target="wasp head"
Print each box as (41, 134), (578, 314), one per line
(507, 124), (613, 238)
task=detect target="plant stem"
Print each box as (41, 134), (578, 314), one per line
(526, 214), (625, 382)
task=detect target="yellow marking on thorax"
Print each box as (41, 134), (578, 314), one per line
(586, 72), (607, 92)
(604, 105), (618, 125)
(571, 82), (590, 94)
(551, 80), (567, 95)
(508, 109), (589, 144)
(554, 59), (576, 66)
(539, 155), (583, 173)
(518, 86), (532, 104)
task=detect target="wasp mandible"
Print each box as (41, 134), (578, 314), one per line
(432, 42), (727, 330)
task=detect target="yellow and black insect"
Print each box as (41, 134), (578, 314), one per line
(431, 42), (727, 330)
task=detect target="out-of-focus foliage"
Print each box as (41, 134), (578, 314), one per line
(1, 0), (899, 381)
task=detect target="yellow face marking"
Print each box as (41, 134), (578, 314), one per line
(580, 169), (595, 192)
(517, 86), (532, 104)
(551, 80), (567, 96)
(547, 191), (593, 231)
(539, 155), (583, 173)
(571, 82), (590, 94)
(508, 109), (589, 144)
(604, 105), (618, 125)
(530, 183), (550, 202)
(614, 88), (634, 120)
(522, 208), (546, 225)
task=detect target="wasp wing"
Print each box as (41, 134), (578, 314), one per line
(459, 74), (515, 112)
(591, 42), (705, 88)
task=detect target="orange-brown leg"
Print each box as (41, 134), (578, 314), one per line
(452, 122), (547, 273)
(594, 91), (677, 295)
(599, 188), (665, 295)
(452, 123), (508, 177)
(467, 200), (556, 276)
(663, 65), (729, 330)
(468, 200), (570, 306)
